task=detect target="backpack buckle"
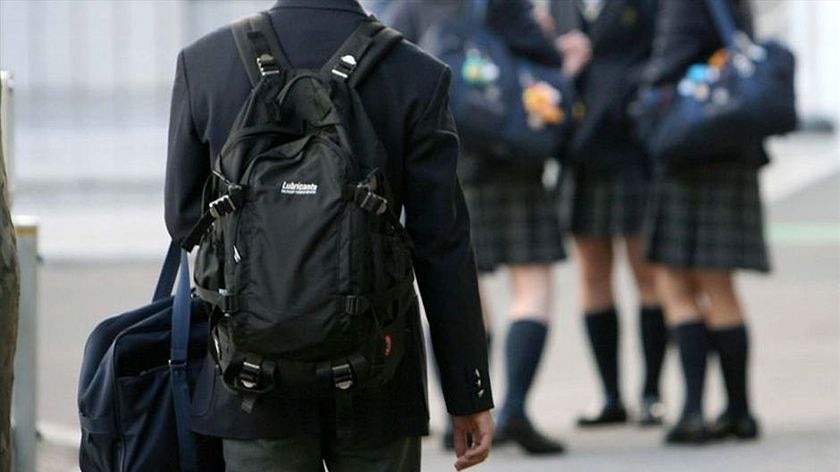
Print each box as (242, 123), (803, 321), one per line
(345, 295), (370, 315)
(356, 185), (388, 215)
(219, 291), (239, 313)
(208, 194), (237, 219)
(239, 360), (263, 390)
(331, 54), (357, 80)
(331, 363), (354, 390)
(361, 192), (388, 215)
(256, 53), (280, 76)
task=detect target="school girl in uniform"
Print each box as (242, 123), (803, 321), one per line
(641, 0), (766, 445)
(384, 0), (592, 455)
(549, 0), (668, 427)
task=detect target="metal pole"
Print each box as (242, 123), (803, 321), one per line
(0, 71), (13, 202)
(11, 217), (37, 472)
(3, 68), (35, 472)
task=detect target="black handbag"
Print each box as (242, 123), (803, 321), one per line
(77, 243), (222, 471)
(634, 0), (797, 164)
(420, 0), (577, 167)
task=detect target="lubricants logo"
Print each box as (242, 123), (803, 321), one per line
(281, 181), (318, 195)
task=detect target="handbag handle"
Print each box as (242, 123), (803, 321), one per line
(471, 0), (489, 24)
(704, 0), (740, 49)
(465, 0), (489, 33)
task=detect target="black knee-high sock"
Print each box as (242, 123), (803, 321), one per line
(673, 321), (709, 418)
(709, 325), (751, 418)
(584, 307), (621, 404)
(640, 306), (668, 399)
(500, 319), (548, 422)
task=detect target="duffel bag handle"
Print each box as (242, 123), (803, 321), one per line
(152, 240), (199, 471)
(152, 240), (182, 302)
(169, 248), (198, 471)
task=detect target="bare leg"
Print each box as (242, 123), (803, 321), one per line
(625, 237), (658, 307)
(508, 264), (553, 321)
(573, 237), (615, 312)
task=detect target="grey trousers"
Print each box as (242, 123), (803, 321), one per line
(222, 434), (421, 472)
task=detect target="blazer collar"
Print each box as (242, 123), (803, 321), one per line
(270, 0), (368, 15)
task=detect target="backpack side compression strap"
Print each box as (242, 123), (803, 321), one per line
(321, 20), (404, 88)
(231, 12), (293, 88)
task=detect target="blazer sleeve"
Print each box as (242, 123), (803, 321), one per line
(164, 50), (211, 245)
(403, 67), (494, 416)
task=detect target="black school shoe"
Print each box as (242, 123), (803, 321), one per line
(577, 401), (629, 427)
(708, 412), (761, 441)
(665, 414), (709, 445)
(638, 396), (666, 427)
(495, 416), (566, 455)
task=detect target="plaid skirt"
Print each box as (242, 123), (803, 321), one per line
(464, 176), (567, 273)
(642, 163), (770, 272)
(557, 166), (652, 237)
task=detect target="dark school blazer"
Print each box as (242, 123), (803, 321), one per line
(551, 0), (657, 170)
(164, 0), (493, 440)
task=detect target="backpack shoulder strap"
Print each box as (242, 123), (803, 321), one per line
(231, 12), (294, 88)
(321, 19), (404, 88)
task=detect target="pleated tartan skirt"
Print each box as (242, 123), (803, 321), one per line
(463, 175), (567, 273)
(557, 166), (652, 238)
(642, 162), (771, 272)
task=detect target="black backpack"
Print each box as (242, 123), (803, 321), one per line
(180, 12), (415, 421)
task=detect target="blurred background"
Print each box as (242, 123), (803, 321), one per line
(1, 1), (838, 471)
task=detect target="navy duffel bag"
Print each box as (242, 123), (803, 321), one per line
(77, 243), (221, 471)
(633, 0), (797, 164)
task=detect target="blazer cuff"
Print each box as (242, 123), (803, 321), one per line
(443, 366), (495, 416)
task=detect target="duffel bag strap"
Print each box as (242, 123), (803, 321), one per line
(152, 241), (181, 301)
(169, 249), (199, 471)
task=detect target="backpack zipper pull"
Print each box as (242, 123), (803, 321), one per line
(233, 245), (242, 263)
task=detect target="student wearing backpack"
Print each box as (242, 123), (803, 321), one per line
(385, 0), (590, 456)
(548, 0), (668, 428)
(641, 0), (765, 445)
(165, 1), (493, 470)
